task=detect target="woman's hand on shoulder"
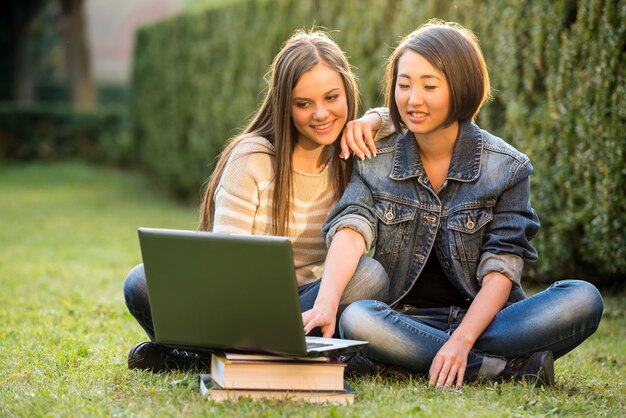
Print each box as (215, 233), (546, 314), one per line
(340, 112), (381, 160)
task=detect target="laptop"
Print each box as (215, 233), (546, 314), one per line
(138, 227), (368, 357)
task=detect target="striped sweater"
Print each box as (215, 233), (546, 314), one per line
(212, 136), (335, 285)
(212, 108), (393, 286)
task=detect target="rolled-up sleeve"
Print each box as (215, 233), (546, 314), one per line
(325, 214), (376, 250)
(478, 158), (540, 286)
(477, 252), (525, 287)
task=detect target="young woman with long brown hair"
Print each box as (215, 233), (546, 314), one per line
(122, 30), (391, 372)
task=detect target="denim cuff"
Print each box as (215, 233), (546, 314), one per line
(477, 252), (524, 287)
(325, 215), (375, 251)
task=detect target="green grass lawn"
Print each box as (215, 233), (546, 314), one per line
(1, 162), (624, 417)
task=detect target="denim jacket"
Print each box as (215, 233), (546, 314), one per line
(323, 120), (540, 306)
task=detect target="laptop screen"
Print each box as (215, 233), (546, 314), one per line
(139, 228), (309, 356)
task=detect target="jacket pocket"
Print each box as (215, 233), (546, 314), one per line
(373, 197), (417, 255)
(447, 207), (493, 262)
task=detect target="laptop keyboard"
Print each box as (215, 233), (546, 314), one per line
(306, 341), (333, 349)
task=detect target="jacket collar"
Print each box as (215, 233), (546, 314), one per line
(390, 120), (482, 182)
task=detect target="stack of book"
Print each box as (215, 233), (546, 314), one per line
(199, 352), (355, 405)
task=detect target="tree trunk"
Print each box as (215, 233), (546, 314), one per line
(59, 0), (96, 109)
(2, 0), (45, 104)
(12, 18), (35, 105)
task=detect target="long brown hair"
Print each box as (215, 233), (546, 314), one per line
(198, 30), (359, 235)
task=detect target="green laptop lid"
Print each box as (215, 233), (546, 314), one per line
(138, 228), (308, 356)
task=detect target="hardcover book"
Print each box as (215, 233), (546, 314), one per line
(199, 374), (356, 405)
(210, 353), (346, 391)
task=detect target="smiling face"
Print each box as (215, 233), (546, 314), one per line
(394, 50), (455, 140)
(291, 62), (348, 150)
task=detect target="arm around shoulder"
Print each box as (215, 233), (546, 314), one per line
(365, 107), (395, 140)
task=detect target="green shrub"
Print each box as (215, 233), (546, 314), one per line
(34, 81), (129, 105)
(0, 103), (128, 164)
(130, 0), (625, 283)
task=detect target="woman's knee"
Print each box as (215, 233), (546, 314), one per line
(123, 264), (147, 307)
(339, 300), (383, 340)
(560, 279), (604, 322)
(349, 256), (389, 301)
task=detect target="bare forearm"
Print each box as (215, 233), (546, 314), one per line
(450, 272), (512, 346)
(316, 228), (366, 306)
(301, 228), (366, 336)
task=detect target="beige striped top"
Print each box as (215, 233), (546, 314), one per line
(211, 108), (392, 287)
(212, 136), (336, 286)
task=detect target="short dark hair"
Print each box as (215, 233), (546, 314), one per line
(384, 19), (491, 133)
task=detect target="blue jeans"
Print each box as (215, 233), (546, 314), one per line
(339, 280), (604, 380)
(123, 256), (389, 341)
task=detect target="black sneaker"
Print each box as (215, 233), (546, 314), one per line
(498, 351), (555, 386)
(342, 353), (415, 380)
(127, 342), (211, 372)
(341, 353), (385, 378)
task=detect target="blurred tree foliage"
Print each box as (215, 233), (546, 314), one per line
(0, 1), (127, 166)
(183, 0), (244, 11)
(130, 0), (625, 284)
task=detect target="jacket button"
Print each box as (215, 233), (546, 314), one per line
(384, 207), (394, 220)
(443, 261), (450, 269)
(466, 216), (475, 230)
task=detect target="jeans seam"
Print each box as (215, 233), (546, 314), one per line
(389, 310), (451, 345)
(516, 323), (600, 356)
(497, 286), (548, 314)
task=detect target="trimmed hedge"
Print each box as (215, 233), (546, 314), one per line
(0, 103), (129, 164)
(34, 82), (129, 105)
(130, 0), (625, 283)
